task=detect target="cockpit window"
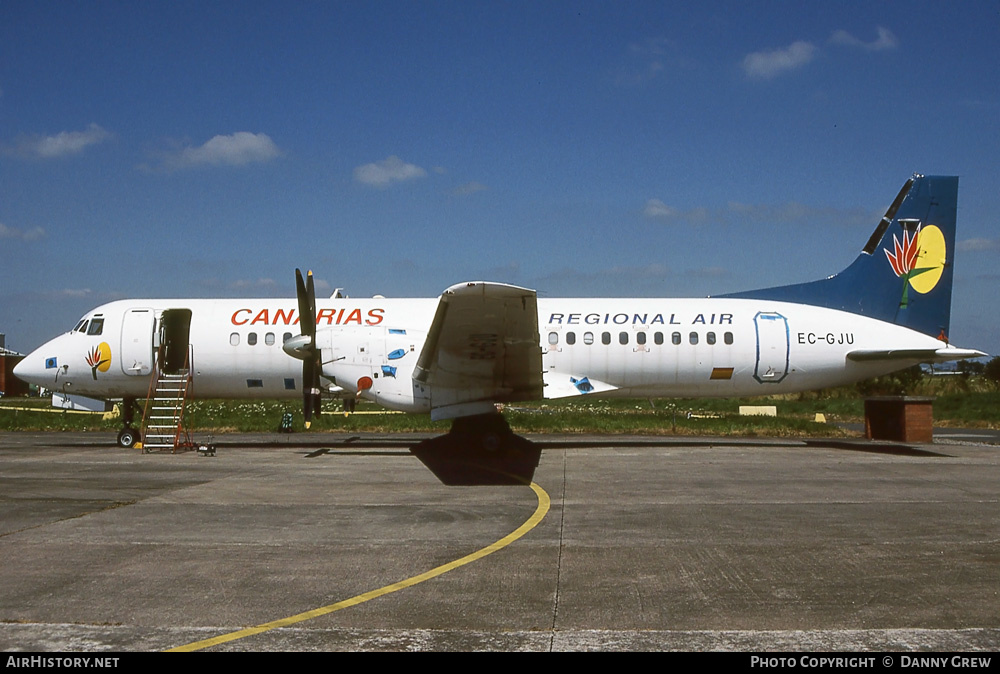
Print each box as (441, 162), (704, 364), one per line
(87, 318), (105, 336)
(74, 320), (88, 333)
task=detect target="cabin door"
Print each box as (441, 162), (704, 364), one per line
(120, 308), (155, 376)
(753, 311), (789, 384)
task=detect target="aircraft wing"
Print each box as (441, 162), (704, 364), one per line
(413, 282), (543, 420)
(847, 347), (987, 363)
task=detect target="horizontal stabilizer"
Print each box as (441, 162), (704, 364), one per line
(847, 347), (986, 363)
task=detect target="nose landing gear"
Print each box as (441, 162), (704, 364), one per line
(116, 396), (141, 448)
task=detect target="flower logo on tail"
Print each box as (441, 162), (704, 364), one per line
(884, 224), (946, 308)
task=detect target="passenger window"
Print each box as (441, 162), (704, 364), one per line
(248, 332), (258, 346)
(654, 332), (663, 345)
(672, 332), (681, 345)
(724, 332), (734, 345)
(566, 332), (576, 345)
(265, 332), (275, 346)
(548, 332), (559, 345)
(707, 332), (716, 345)
(230, 333), (240, 346)
(584, 332), (594, 345)
(636, 332), (646, 345)
(87, 318), (104, 336)
(283, 332), (293, 343)
(619, 332), (628, 345)
(689, 332), (699, 345)
(602, 332), (611, 345)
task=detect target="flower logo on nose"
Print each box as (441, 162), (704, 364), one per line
(85, 343), (112, 380)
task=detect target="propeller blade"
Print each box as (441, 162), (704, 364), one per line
(311, 360), (322, 421)
(294, 268), (320, 428)
(303, 356), (322, 429)
(303, 358), (316, 429)
(295, 269), (315, 339)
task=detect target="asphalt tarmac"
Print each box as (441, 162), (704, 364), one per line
(1, 431), (997, 652)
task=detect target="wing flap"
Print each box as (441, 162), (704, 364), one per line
(414, 282), (543, 418)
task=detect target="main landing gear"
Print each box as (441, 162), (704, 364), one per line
(410, 413), (540, 486)
(116, 396), (142, 449)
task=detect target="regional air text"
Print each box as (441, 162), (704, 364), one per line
(547, 312), (734, 326)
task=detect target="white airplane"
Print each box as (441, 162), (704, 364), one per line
(13, 174), (985, 455)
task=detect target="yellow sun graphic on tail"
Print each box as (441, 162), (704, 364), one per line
(885, 224), (947, 298)
(909, 225), (946, 294)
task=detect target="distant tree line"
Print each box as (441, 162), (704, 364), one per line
(984, 356), (1000, 385)
(855, 356), (1000, 396)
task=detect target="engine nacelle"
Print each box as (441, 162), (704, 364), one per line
(318, 325), (431, 413)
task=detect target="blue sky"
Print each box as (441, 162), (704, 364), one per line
(2, 1), (998, 357)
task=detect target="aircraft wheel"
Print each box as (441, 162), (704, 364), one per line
(117, 427), (140, 449)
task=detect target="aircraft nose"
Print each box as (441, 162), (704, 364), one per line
(13, 354), (39, 385)
(12, 347), (56, 387)
(12, 355), (36, 384)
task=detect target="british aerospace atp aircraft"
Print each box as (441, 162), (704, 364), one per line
(13, 174), (985, 454)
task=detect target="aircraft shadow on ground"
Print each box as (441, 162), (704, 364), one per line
(410, 433), (540, 486)
(48, 433), (952, 483)
(801, 439), (951, 458)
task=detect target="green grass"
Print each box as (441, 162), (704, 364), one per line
(3, 374), (997, 436)
(928, 391), (1000, 427)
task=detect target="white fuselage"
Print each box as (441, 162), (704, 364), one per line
(15, 296), (948, 411)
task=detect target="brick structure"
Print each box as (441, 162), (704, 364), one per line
(864, 396), (935, 443)
(1, 352), (29, 396)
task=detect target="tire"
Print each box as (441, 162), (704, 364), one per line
(117, 427), (140, 449)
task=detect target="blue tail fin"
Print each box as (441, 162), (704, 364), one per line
(720, 174), (958, 340)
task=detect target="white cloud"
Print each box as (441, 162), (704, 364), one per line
(644, 197), (869, 227)
(15, 123), (110, 158)
(452, 181), (488, 196)
(742, 28), (897, 82)
(957, 238), (1000, 253)
(196, 276), (279, 290)
(229, 278), (278, 290)
(830, 27), (898, 51)
(726, 201), (871, 226)
(643, 199), (679, 220)
(165, 132), (281, 169)
(540, 263), (672, 285)
(742, 40), (817, 79)
(687, 266), (730, 279)
(642, 200), (709, 223)
(354, 155), (428, 187)
(56, 288), (93, 298)
(0, 222), (46, 241)
(611, 36), (684, 87)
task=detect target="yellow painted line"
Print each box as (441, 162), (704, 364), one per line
(0, 405), (113, 418)
(167, 481), (550, 652)
(341, 410), (404, 415)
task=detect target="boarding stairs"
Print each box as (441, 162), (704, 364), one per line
(140, 348), (194, 453)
